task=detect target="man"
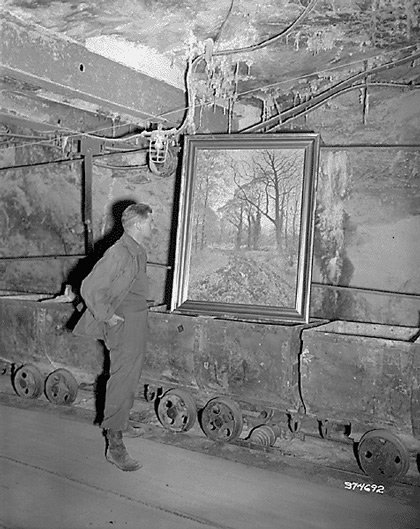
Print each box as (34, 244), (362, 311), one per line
(74, 203), (153, 471)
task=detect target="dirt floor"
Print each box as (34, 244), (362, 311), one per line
(1, 374), (419, 529)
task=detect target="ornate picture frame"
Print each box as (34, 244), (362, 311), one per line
(170, 133), (320, 323)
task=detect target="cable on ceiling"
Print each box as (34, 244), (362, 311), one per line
(0, 132), (51, 140)
(3, 3), (417, 152)
(171, 0), (320, 137)
(3, 44), (418, 154)
(93, 161), (148, 170)
(212, 0), (319, 57)
(155, 43), (420, 120)
(214, 0), (235, 44)
(267, 81), (420, 132)
(0, 0), (322, 150)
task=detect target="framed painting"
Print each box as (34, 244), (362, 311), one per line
(170, 133), (320, 323)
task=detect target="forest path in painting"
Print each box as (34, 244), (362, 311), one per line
(189, 249), (296, 306)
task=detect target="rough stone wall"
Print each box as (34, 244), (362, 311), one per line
(1, 87), (419, 325)
(0, 140), (177, 303)
(287, 88), (420, 326)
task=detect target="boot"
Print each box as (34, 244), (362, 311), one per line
(105, 429), (142, 471)
(123, 422), (148, 438)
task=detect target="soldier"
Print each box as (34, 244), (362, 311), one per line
(74, 203), (153, 471)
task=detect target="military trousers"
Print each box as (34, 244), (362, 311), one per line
(101, 309), (148, 431)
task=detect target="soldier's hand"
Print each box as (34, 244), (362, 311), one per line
(107, 314), (124, 326)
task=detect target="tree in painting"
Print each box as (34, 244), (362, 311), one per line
(188, 148), (304, 306)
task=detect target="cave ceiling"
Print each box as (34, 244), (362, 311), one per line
(1, 0), (419, 137)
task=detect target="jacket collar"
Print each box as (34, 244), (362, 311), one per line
(121, 232), (146, 256)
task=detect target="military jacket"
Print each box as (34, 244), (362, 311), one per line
(73, 232), (148, 339)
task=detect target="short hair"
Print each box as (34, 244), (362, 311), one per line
(121, 203), (152, 230)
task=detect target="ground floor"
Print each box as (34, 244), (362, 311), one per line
(0, 390), (418, 529)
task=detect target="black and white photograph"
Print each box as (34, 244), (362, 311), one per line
(0, 2), (419, 529)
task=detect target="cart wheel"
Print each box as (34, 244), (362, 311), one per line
(156, 388), (197, 432)
(12, 364), (44, 399)
(357, 429), (410, 480)
(44, 368), (78, 405)
(200, 397), (243, 442)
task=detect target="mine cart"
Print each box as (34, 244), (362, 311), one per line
(300, 320), (420, 481)
(144, 310), (326, 443)
(0, 294), (322, 445)
(3, 294), (419, 481)
(0, 294), (96, 405)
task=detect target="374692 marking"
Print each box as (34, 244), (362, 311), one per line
(344, 482), (385, 493)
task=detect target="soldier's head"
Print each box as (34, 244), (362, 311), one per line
(122, 203), (153, 242)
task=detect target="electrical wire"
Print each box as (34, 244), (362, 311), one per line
(267, 82), (420, 132)
(168, 0), (320, 137)
(0, 136), (69, 151)
(238, 47), (420, 97)
(0, 0), (322, 168)
(212, 0), (319, 56)
(93, 161), (148, 170)
(0, 122), (147, 152)
(1, 30), (418, 153)
(3, 84), (183, 131)
(0, 132), (50, 140)
(0, 127), (152, 155)
(214, 0), (235, 44)
(3, 50), (418, 154)
(156, 43), (420, 120)
(0, 157), (83, 172)
(0, 145), (151, 171)
(249, 50), (420, 133)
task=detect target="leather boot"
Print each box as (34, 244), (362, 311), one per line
(123, 422), (148, 438)
(105, 429), (142, 471)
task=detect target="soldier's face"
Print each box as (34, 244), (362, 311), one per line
(140, 213), (153, 239)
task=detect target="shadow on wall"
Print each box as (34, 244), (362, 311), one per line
(65, 198), (137, 296)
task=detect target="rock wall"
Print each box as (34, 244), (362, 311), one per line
(1, 87), (419, 325)
(298, 88), (419, 325)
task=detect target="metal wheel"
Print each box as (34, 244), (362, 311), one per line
(156, 388), (197, 432)
(44, 368), (78, 405)
(357, 429), (410, 480)
(12, 364), (44, 399)
(200, 397), (243, 442)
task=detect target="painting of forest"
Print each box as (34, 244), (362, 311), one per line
(171, 134), (319, 322)
(188, 147), (304, 307)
